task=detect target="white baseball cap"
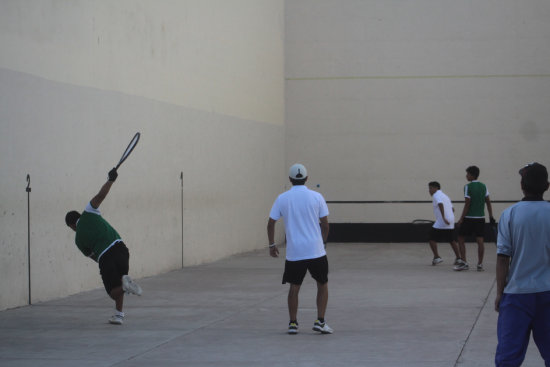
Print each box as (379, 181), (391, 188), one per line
(289, 163), (307, 179)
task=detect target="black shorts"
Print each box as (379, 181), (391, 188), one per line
(458, 217), (486, 238)
(98, 241), (129, 294)
(283, 255), (328, 285)
(429, 227), (455, 243)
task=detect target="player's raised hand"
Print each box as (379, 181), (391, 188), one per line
(108, 168), (118, 182)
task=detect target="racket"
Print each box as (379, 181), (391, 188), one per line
(115, 132), (141, 169)
(412, 219), (435, 225)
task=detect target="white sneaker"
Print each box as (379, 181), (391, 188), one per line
(454, 262), (469, 271)
(477, 264), (484, 272)
(108, 314), (124, 325)
(432, 257), (443, 266)
(313, 320), (333, 334)
(122, 275), (142, 296)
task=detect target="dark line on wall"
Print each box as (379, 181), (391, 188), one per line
(326, 200), (519, 204)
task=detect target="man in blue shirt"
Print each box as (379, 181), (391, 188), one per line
(495, 162), (550, 366)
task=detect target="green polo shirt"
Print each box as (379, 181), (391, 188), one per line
(75, 203), (121, 262)
(464, 181), (489, 218)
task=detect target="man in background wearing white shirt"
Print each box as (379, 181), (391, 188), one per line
(428, 181), (461, 267)
(267, 163), (332, 335)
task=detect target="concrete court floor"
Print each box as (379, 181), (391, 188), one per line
(0, 242), (545, 367)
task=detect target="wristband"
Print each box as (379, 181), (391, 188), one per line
(269, 243), (276, 248)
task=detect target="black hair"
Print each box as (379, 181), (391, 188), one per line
(290, 177), (307, 186)
(520, 163), (549, 195)
(428, 181), (440, 189)
(65, 211), (81, 226)
(466, 166), (480, 179)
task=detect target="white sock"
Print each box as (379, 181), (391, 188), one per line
(115, 310), (125, 317)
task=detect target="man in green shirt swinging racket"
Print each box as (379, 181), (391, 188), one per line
(65, 168), (142, 325)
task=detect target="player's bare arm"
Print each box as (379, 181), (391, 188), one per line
(494, 254), (510, 312)
(267, 218), (279, 257)
(320, 216), (329, 243)
(438, 203), (449, 225)
(458, 197), (471, 224)
(90, 168), (117, 209)
(485, 195), (494, 220)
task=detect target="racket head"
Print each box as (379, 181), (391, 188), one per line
(412, 219), (435, 225)
(115, 132), (140, 169)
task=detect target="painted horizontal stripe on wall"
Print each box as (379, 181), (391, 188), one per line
(287, 74), (550, 81)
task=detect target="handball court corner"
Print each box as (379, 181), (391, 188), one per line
(0, 242), (544, 367)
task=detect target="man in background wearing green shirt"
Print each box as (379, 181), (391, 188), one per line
(65, 168), (142, 325)
(455, 165), (495, 272)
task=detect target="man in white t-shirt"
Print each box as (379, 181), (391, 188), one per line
(267, 163), (332, 335)
(428, 181), (461, 266)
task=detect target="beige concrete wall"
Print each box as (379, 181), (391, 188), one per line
(285, 0), (550, 223)
(0, 0), (284, 125)
(0, 0), (285, 310)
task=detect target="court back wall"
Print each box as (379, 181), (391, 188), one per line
(0, 1), (285, 311)
(285, 0), (550, 224)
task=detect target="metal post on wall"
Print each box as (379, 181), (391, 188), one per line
(26, 174), (32, 305)
(180, 171), (184, 268)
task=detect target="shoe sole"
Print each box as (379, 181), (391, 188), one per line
(109, 320), (123, 325)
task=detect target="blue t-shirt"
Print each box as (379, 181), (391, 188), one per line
(497, 200), (550, 294)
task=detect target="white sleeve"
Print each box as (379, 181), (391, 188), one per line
(269, 197), (281, 220)
(84, 202), (101, 215)
(319, 194), (329, 218)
